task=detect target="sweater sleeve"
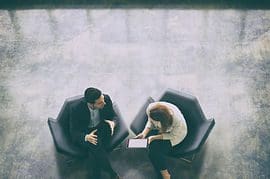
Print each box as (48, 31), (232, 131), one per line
(162, 106), (188, 146)
(145, 103), (154, 129)
(145, 119), (154, 129)
(162, 129), (176, 140)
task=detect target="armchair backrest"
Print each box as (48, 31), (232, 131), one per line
(159, 89), (207, 132)
(56, 95), (83, 135)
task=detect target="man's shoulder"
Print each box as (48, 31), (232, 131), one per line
(103, 94), (112, 101)
(69, 97), (86, 109)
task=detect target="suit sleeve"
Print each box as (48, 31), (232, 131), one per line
(103, 95), (116, 120)
(69, 104), (88, 145)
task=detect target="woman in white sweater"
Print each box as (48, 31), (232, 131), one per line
(136, 102), (187, 179)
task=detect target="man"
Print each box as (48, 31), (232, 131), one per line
(69, 87), (121, 179)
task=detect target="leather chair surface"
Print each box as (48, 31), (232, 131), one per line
(130, 89), (215, 158)
(48, 95), (129, 157)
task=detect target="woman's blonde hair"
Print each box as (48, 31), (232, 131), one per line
(149, 104), (173, 132)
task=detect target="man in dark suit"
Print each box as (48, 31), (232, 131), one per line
(69, 87), (121, 179)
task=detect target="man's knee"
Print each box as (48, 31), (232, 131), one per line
(97, 121), (111, 136)
(98, 121), (110, 130)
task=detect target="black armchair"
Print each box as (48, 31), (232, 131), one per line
(130, 89), (215, 162)
(48, 95), (129, 158)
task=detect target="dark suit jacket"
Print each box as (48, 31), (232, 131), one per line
(69, 94), (116, 146)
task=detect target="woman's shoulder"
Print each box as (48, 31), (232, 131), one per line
(158, 102), (184, 120)
(146, 102), (156, 114)
(157, 101), (178, 109)
(147, 101), (178, 111)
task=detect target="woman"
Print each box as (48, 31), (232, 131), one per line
(136, 101), (187, 179)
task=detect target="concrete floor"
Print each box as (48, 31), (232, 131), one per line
(0, 9), (270, 179)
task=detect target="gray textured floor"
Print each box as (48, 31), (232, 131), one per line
(0, 9), (270, 179)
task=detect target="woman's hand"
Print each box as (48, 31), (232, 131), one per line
(147, 136), (155, 144)
(147, 134), (163, 144)
(135, 132), (146, 139)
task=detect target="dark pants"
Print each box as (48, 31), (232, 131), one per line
(148, 137), (173, 173)
(80, 121), (116, 179)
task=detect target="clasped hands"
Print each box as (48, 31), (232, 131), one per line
(85, 120), (115, 145)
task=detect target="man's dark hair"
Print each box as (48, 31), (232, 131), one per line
(84, 87), (102, 104)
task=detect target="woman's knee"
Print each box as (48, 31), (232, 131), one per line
(148, 140), (162, 152)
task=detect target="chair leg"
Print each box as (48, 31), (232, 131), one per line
(180, 154), (196, 163)
(113, 146), (122, 151)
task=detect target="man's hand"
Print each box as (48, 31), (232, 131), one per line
(135, 132), (146, 139)
(105, 120), (115, 136)
(85, 129), (98, 145)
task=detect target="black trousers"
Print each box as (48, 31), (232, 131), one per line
(148, 138), (173, 172)
(80, 121), (116, 178)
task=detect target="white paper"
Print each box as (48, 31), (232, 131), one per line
(128, 139), (148, 148)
